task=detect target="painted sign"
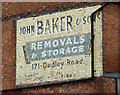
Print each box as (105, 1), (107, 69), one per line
(16, 5), (102, 85)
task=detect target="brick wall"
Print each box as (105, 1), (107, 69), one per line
(103, 3), (119, 72)
(1, 2), (119, 94)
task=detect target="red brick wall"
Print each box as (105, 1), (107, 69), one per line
(118, 3), (120, 75)
(1, 2), (119, 94)
(103, 3), (119, 72)
(1, 77), (117, 94)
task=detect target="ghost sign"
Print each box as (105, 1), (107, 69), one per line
(16, 5), (102, 85)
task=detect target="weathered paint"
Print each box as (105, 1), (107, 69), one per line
(16, 5), (102, 85)
(25, 33), (90, 61)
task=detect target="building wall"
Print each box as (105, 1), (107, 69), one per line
(1, 2), (119, 94)
(103, 3), (119, 72)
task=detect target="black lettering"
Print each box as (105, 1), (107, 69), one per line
(67, 15), (73, 31)
(37, 21), (43, 35)
(43, 62), (47, 68)
(32, 64), (33, 70)
(23, 27), (26, 34)
(34, 64), (37, 69)
(48, 64), (51, 68)
(70, 74), (72, 77)
(76, 19), (80, 25)
(19, 25), (34, 35)
(60, 16), (65, 31)
(75, 60), (79, 64)
(66, 74), (69, 77)
(31, 25), (34, 34)
(71, 60), (74, 64)
(87, 16), (91, 24)
(27, 26), (30, 33)
(97, 12), (101, 20)
(19, 28), (22, 35)
(45, 19), (51, 34)
(80, 58), (83, 64)
(52, 18), (59, 33)
(82, 16), (86, 24)
(67, 59), (71, 65)
(38, 76), (43, 81)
